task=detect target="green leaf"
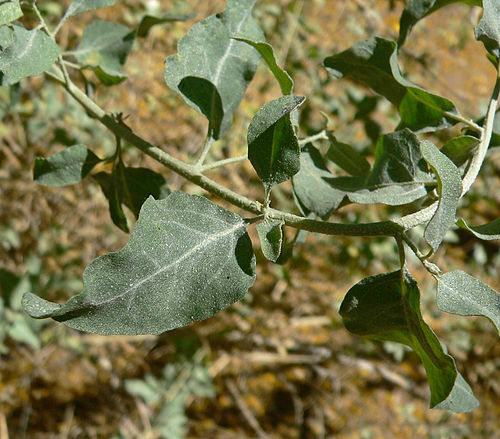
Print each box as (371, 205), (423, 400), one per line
(33, 144), (101, 187)
(420, 140), (462, 252)
(248, 95), (305, 195)
(437, 270), (500, 335)
(398, 0), (482, 46)
(62, 0), (115, 20)
(178, 77), (223, 140)
(0, 0), (22, 26)
(22, 192), (256, 335)
(70, 20), (134, 86)
(324, 37), (458, 133)
(475, 0), (500, 58)
(164, 0), (263, 139)
(136, 13), (194, 38)
(327, 129), (433, 205)
(256, 218), (284, 262)
(440, 136), (480, 167)
(457, 218), (500, 240)
(339, 269), (479, 412)
(235, 38), (293, 95)
(292, 144), (345, 219)
(94, 166), (171, 233)
(326, 140), (370, 176)
(0, 26), (60, 85)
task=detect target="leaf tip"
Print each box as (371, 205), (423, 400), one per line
(22, 292), (61, 319)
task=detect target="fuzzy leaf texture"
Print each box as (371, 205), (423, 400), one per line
(437, 271), (500, 335)
(292, 144), (345, 219)
(0, 0), (22, 26)
(63, 0), (115, 19)
(475, 0), (500, 58)
(327, 129), (433, 205)
(22, 192), (256, 335)
(398, 0), (482, 46)
(420, 140), (462, 252)
(256, 218), (284, 262)
(33, 145), (101, 187)
(339, 269), (479, 412)
(324, 37), (458, 133)
(164, 0), (264, 139)
(0, 25), (60, 85)
(69, 19), (134, 85)
(248, 95), (305, 195)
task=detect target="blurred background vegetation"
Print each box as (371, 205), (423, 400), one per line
(0, 0), (499, 437)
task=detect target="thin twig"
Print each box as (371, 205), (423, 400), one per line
(298, 130), (329, 146)
(201, 154), (248, 172)
(443, 110), (483, 133)
(226, 379), (271, 439)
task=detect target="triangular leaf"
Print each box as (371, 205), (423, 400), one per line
(339, 269), (479, 411)
(248, 95), (305, 195)
(437, 270), (500, 335)
(0, 0), (22, 26)
(256, 218), (284, 262)
(23, 192), (256, 335)
(235, 38), (294, 95)
(398, 0), (482, 46)
(0, 26), (60, 85)
(292, 144), (345, 219)
(475, 0), (500, 58)
(164, 0), (264, 139)
(69, 20), (134, 86)
(324, 37), (458, 133)
(420, 140), (462, 252)
(33, 144), (101, 187)
(136, 13), (194, 38)
(327, 129), (433, 205)
(457, 218), (500, 240)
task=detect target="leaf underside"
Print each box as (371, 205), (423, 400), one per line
(339, 269), (479, 412)
(23, 192), (256, 335)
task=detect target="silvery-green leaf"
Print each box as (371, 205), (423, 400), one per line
(70, 20), (134, 85)
(420, 140), (462, 252)
(437, 270), (500, 335)
(339, 269), (479, 412)
(292, 144), (345, 219)
(256, 218), (284, 262)
(399, 0), (481, 46)
(440, 136), (479, 167)
(0, 26), (60, 85)
(63, 0), (115, 20)
(326, 140), (370, 176)
(457, 218), (500, 240)
(327, 129), (433, 205)
(324, 37), (458, 133)
(248, 95), (305, 195)
(0, 0), (22, 26)
(136, 13), (194, 38)
(23, 192), (256, 335)
(235, 38), (293, 95)
(33, 144), (101, 187)
(164, 0), (263, 139)
(475, 0), (500, 58)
